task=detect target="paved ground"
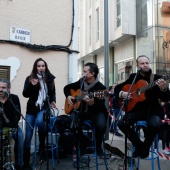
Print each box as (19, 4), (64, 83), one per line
(29, 132), (170, 170)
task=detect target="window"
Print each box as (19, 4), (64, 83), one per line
(96, 8), (99, 41)
(116, 0), (121, 28)
(0, 66), (10, 80)
(89, 15), (92, 46)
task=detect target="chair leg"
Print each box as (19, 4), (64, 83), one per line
(33, 127), (37, 169)
(102, 138), (108, 170)
(50, 132), (55, 169)
(55, 132), (60, 163)
(155, 135), (161, 170)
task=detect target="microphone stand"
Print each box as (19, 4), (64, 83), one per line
(70, 78), (84, 170)
(119, 70), (140, 170)
(41, 74), (52, 170)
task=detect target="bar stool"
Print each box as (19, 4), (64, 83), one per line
(130, 121), (161, 170)
(81, 120), (107, 170)
(80, 120), (98, 170)
(33, 108), (59, 169)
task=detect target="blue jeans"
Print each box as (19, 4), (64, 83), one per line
(113, 109), (121, 133)
(12, 126), (24, 166)
(24, 110), (46, 149)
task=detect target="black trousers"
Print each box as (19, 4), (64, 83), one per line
(70, 111), (107, 149)
(118, 112), (160, 148)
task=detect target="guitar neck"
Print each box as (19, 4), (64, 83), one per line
(140, 75), (169, 93)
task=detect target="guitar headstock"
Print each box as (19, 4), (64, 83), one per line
(93, 90), (110, 99)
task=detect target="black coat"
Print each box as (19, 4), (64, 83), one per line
(0, 94), (21, 128)
(114, 70), (170, 116)
(23, 74), (56, 115)
(64, 79), (108, 116)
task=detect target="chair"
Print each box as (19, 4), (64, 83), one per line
(80, 120), (98, 170)
(0, 128), (14, 170)
(33, 108), (60, 169)
(130, 121), (161, 170)
(81, 120), (107, 170)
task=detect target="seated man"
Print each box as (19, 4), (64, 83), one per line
(0, 79), (23, 169)
(63, 62), (108, 155)
(114, 55), (170, 159)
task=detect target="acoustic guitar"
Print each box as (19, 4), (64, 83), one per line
(119, 74), (170, 112)
(64, 89), (109, 114)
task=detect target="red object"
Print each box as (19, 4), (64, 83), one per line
(162, 2), (170, 13)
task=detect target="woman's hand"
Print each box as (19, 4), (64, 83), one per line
(30, 78), (39, 86)
(67, 96), (75, 106)
(51, 101), (56, 108)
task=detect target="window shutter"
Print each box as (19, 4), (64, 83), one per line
(0, 66), (10, 80)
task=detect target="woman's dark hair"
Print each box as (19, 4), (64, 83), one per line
(84, 62), (99, 78)
(29, 58), (51, 80)
(29, 58), (55, 90)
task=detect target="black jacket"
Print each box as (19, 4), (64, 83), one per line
(0, 94), (21, 128)
(112, 93), (120, 109)
(114, 70), (170, 116)
(23, 74), (56, 115)
(64, 79), (108, 116)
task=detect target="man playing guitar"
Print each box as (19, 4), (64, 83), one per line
(115, 55), (170, 159)
(64, 62), (108, 155)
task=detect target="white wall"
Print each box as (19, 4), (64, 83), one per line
(0, 0), (74, 115)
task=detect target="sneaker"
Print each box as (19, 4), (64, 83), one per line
(163, 149), (170, 155)
(115, 132), (123, 137)
(166, 147), (170, 152)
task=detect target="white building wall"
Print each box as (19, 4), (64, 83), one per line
(114, 39), (135, 63)
(0, 0), (74, 115)
(115, 0), (136, 39)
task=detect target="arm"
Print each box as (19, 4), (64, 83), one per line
(22, 76), (38, 98)
(114, 74), (135, 99)
(64, 80), (81, 106)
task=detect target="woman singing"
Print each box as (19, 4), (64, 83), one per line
(22, 58), (56, 169)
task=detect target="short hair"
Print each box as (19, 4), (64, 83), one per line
(136, 55), (150, 64)
(109, 86), (112, 91)
(84, 62), (99, 78)
(0, 78), (11, 88)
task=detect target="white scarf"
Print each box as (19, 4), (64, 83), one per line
(35, 74), (47, 109)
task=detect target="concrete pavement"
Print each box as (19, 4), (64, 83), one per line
(30, 132), (170, 170)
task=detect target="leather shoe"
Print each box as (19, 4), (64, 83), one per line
(97, 147), (103, 156)
(133, 146), (142, 158)
(140, 146), (150, 159)
(115, 132), (123, 137)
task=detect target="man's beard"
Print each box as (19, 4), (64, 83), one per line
(140, 68), (151, 75)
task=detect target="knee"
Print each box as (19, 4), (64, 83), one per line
(149, 116), (160, 130)
(36, 120), (44, 127)
(117, 118), (124, 130)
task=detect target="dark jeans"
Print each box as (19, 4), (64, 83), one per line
(158, 123), (169, 150)
(70, 111), (107, 148)
(118, 112), (160, 148)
